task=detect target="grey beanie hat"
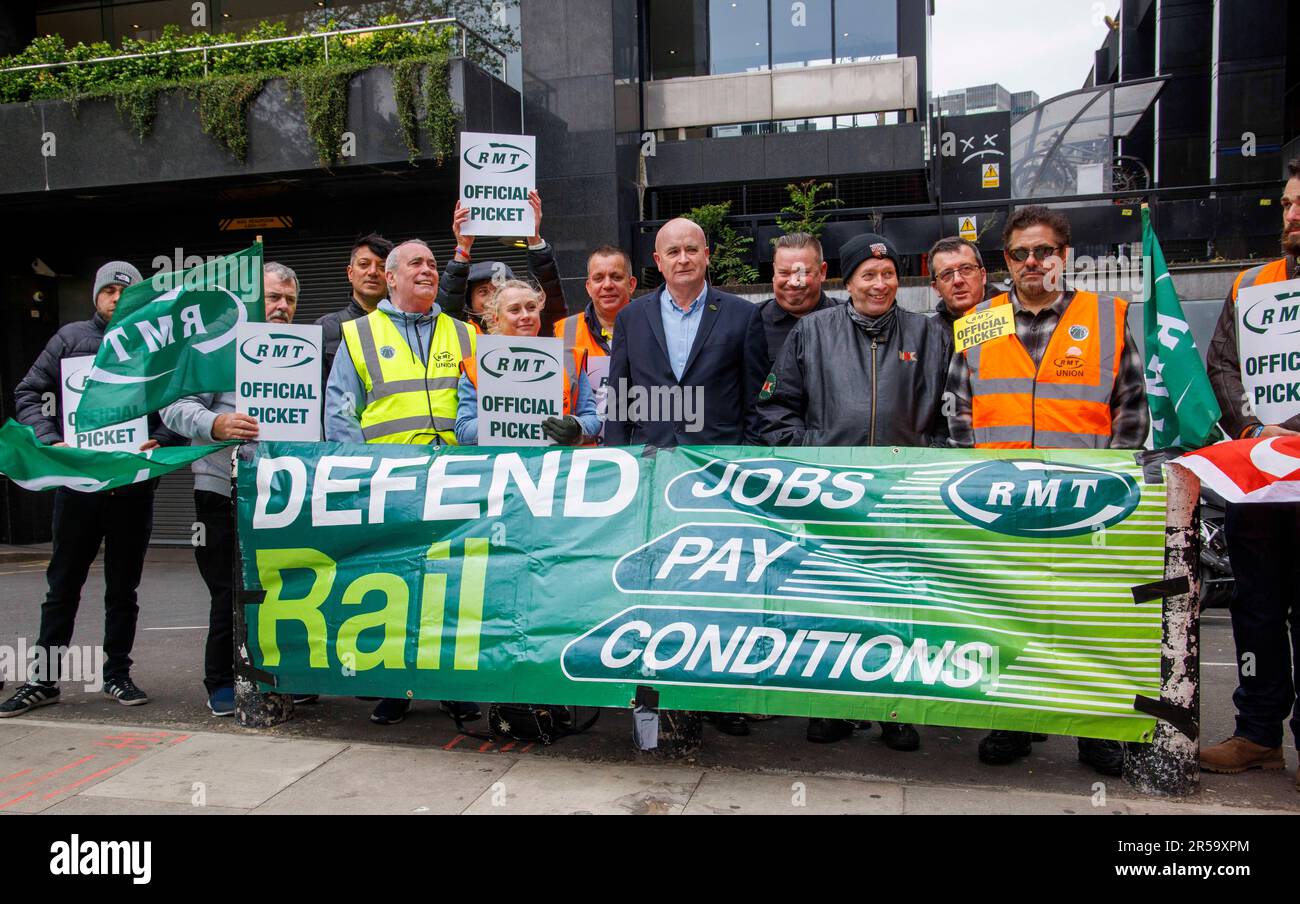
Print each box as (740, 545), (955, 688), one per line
(92, 261), (142, 304)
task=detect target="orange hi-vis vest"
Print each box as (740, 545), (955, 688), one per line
(555, 312), (608, 392)
(461, 346), (586, 417)
(967, 291), (1128, 449)
(1228, 258), (1292, 437)
(1230, 258), (1290, 302)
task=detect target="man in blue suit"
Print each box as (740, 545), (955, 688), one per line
(605, 217), (768, 447)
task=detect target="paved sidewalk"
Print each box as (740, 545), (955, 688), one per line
(0, 718), (1281, 815)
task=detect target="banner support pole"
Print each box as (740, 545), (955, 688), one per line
(233, 441), (293, 727)
(1124, 462), (1201, 795)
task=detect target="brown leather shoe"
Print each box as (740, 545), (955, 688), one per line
(1200, 736), (1284, 774)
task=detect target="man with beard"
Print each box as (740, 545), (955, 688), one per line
(1201, 158), (1300, 789)
(944, 206), (1149, 776)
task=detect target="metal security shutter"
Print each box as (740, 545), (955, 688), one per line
(131, 232), (530, 545)
(151, 471), (197, 547)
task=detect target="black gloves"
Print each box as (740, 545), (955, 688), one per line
(541, 416), (583, 446)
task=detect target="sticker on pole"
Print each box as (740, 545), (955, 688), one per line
(460, 132), (537, 237)
(953, 304), (1015, 353)
(235, 323), (323, 441)
(982, 163), (1001, 189)
(475, 334), (564, 446)
(1236, 277), (1300, 424)
(60, 356), (149, 453)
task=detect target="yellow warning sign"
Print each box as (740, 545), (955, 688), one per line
(958, 216), (978, 241)
(982, 163), (1000, 189)
(953, 304), (1015, 354)
(220, 216), (293, 231)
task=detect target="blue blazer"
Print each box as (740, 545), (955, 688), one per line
(605, 285), (768, 447)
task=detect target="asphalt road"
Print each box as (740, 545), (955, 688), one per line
(1, 546), (1296, 812)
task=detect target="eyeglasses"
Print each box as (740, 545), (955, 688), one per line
(934, 263), (982, 284)
(1007, 245), (1062, 263)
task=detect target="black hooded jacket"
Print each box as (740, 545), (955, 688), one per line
(15, 310), (181, 455)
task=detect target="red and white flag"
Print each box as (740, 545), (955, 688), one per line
(1173, 436), (1300, 503)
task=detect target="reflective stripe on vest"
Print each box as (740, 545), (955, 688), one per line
(967, 291), (1126, 449)
(342, 310), (474, 445)
(557, 312), (608, 389)
(1230, 258), (1290, 301)
(462, 344), (580, 416)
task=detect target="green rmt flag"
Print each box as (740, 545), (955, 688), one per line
(76, 243), (264, 432)
(0, 420), (233, 493)
(1141, 206), (1222, 449)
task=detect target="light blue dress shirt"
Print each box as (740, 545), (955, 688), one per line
(659, 284), (708, 381)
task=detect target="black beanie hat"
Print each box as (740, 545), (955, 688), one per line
(839, 233), (900, 282)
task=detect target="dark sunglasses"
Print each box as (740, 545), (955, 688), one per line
(1007, 245), (1062, 263)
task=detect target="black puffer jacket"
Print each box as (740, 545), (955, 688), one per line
(758, 302), (952, 447)
(14, 311), (180, 450)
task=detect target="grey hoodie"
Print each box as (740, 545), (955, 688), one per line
(160, 392), (237, 497)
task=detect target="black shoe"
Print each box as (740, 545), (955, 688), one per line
(880, 722), (920, 751)
(1078, 737), (1124, 776)
(806, 718), (855, 744)
(291, 694), (319, 705)
(102, 676), (149, 706)
(1031, 733), (1049, 742)
(708, 712), (750, 737)
(978, 730), (1033, 765)
(370, 698), (411, 725)
(0, 682), (59, 717)
(440, 700), (482, 723)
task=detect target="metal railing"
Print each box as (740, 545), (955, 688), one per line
(0, 17), (508, 82)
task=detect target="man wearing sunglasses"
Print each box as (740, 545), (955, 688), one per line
(943, 205), (1149, 777)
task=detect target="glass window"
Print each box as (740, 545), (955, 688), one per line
(649, 0), (709, 80)
(834, 0), (896, 63)
(36, 7), (107, 48)
(770, 0), (831, 69)
(219, 0), (323, 37)
(104, 0), (211, 46)
(709, 0), (767, 74)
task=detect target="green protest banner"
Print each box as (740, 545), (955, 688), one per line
(0, 419), (233, 493)
(238, 444), (1168, 742)
(76, 244), (264, 432)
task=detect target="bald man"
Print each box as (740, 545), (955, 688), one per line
(605, 217), (767, 448)
(605, 217), (768, 741)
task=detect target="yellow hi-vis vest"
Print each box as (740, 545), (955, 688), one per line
(341, 308), (475, 445)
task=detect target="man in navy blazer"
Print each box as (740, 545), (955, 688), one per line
(605, 217), (767, 447)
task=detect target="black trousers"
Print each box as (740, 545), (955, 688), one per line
(1224, 501), (1300, 750)
(34, 486), (154, 684)
(194, 490), (235, 695)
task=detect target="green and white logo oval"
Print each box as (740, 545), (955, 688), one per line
(941, 460), (1140, 537)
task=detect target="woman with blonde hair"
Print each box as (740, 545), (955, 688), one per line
(455, 280), (599, 445)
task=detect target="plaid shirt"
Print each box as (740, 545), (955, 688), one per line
(945, 289), (1150, 449)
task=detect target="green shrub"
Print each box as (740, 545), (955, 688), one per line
(0, 17), (467, 165)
